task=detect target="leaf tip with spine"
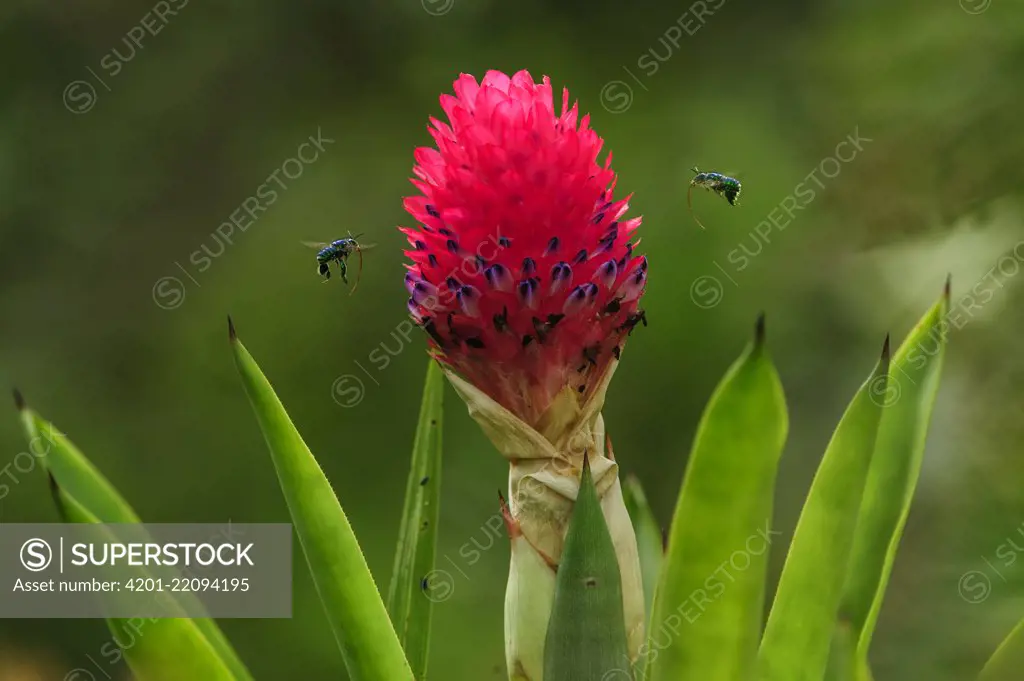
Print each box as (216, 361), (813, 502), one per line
(881, 333), (891, 364)
(47, 470), (67, 519)
(227, 315), (237, 341)
(755, 312), (767, 348)
(944, 273), (952, 301)
(12, 387), (24, 411)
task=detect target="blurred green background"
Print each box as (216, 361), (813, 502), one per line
(2, 0), (1023, 678)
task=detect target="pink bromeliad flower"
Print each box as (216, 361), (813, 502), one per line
(401, 70), (648, 680)
(401, 69), (648, 426)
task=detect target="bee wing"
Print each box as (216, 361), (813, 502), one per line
(354, 242), (377, 252)
(301, 240), (330, 250)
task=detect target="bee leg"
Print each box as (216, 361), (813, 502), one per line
(339, 260), (348, 285)
(319, 263), (331, 281)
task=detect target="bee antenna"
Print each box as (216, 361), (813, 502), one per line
(687, 185), (707, 231)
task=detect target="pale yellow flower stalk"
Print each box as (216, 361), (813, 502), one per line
(446, 364), (645, 679)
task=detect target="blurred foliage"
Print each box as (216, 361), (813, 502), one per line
(1, 0), (1022, 678)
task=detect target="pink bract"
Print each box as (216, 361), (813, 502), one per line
(401, 70), (647, 425)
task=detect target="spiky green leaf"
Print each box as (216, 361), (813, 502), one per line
(544, 455), (632, 681)
(386, 360), (444, 679)
(977, 617), (1024, 680)
(19, 407), (139, 523)
(17, 405), (251, 681)
(646, 317), (789, 681)
(229, 321), (413, 681)
(622, 474), (663, 625)
(49, 477), (237, 681)
(823, 621), (859, 681)
(758, 338), (890, 681)
(839, 286), (949, 655)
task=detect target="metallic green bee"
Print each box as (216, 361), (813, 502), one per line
(688, 166), (741, 230)
(302, 234), (375, 294)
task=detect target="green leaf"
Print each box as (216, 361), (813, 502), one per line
(857, 655), (876, 681)
(623, 474), (664, 681)
(758, 337), (891, 681)
(646, 316), (788, 681)
(386, 360), (444, 679)
(823, 620), (858, 681)
(622, 474), (663, 626)
(19, 405), (140, 523)
(49, 476), (238, 681)
(977, 617), (1024, 680)
(229, 320), (413, 681)
(544, 454), (633, 681)
(838, 285), (949, 655)
(16, 401), (252, 681)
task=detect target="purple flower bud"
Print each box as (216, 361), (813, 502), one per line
(549, 262), (573, 295)
(517, 277), (539, 309)
(458, 285), (481, 317)
(484, 263), (512, 292)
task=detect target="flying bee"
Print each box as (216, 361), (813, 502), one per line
(302, 234), (375, 294)
(688, 166), (742, 230)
